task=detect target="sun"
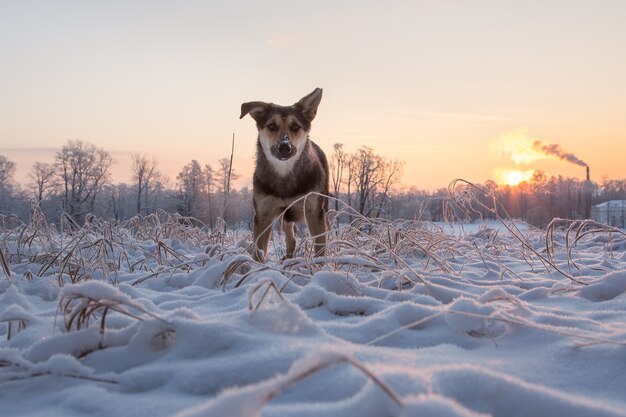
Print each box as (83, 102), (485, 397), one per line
(503, 171), (524, 186)
(496, 169), (535, 186)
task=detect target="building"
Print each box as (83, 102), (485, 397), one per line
(591, 200), (626, 228)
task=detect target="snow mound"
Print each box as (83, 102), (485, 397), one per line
(578, 270), (626, 301)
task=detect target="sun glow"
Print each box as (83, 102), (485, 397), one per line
(490, 130), (544, 165)
(496, 169), (535, 186)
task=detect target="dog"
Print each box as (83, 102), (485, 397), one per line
(240, 88), (329, 262)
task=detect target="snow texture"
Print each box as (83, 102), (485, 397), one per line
(1, 220), (625, 417)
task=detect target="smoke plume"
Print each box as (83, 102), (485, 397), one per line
(531, 140), (587, 167)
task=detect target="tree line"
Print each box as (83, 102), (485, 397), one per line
(1, 140), (625, 229)
(0, 140), (248, 229)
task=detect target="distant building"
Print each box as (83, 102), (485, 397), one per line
(591, 200), (626, 228)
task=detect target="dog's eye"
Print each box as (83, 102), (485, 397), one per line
(290, 124), (301, 133)
(266, 123), (278, 132)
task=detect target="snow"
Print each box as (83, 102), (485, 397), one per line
(1, 219), (625, 417)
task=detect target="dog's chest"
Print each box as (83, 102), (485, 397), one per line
(267, 156), (299, 177)
(254, 145), (323, 199)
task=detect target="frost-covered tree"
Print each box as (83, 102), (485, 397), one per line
(329, 143), (346, 213)
(204, 164), (216, 229)
(176, 160), (206, 218)
(55, 140), (114, 224)
(0, 154), (20, 215)
(0, 154), (17, 194)
(345, 146), (402, 217)
(131, 154), (163, 215)
(29, 162), (59, 204)
(215, 157), (240, 228)
(215, 157), (239, 200)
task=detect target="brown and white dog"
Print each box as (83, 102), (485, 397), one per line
(240, 88), (329, 262)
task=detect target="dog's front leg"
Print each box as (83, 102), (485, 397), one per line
(252, 210), (274, 263)
(305, 201), (327, 258)
(282, 221), (296, 259)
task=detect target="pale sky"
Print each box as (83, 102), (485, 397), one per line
(1, 0), (625, 190)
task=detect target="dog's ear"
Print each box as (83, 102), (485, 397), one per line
(240, 101), (268, 121)
(295, 88), (323, 122)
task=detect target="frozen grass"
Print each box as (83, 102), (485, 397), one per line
(1, 207), (227, 286)
(1, 193), (609, 291)
(546, 218), (626, 275)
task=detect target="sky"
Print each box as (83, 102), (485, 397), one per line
(1, 0), (625, 191)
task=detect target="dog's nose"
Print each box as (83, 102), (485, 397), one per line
(277, 140), (292, 154)
(276, 135), (293, 158)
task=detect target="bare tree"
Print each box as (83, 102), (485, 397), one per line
(55, 140), (114, 224)
(204, 164), (216, 229)
(215, 156), (240, 228)
(101, 183), (133, 221)
(215, 157), (239, 199)
(337, 146), (403, 218)
(373, 158), (403, 218)
(0, 154), (20, 214)
(131, 154), (162, 215)
(29, 162), (58, 204)
(176, 160), (206, 218)
(0, 154), (17, 194)
(329, 143), (345, 213)
(351, 146), (385, 216)
(345, 154), (355, 216)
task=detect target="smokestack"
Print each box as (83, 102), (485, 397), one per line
(584, 165), (592, 219)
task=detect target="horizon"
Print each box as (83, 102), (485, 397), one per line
(1, 1), (625, 191)
(0, 139), (615, 194)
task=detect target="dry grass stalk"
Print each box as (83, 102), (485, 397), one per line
(234, 265), (273, 288)
(0, 247), (11, 280)
(367, 312), (444, 346)
(248, 279), (285, 315)
(0, 355), (118, 385)
(261, 353), (403, 409)
(2, 318), (28, 341)
(59, 292), (169, 333)
(219, 257), (253, 288)
(546, 218), (626, 274)
(130, 256), (211, 286)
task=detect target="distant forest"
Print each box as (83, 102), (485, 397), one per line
(1, 140), (625, 229)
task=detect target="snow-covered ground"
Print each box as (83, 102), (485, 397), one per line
(1, 215), (625, 417)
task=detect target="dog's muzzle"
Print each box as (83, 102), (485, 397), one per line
(273, 134), (295, 160)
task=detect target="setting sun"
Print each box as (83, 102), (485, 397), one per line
(496, 169), (535, 186)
